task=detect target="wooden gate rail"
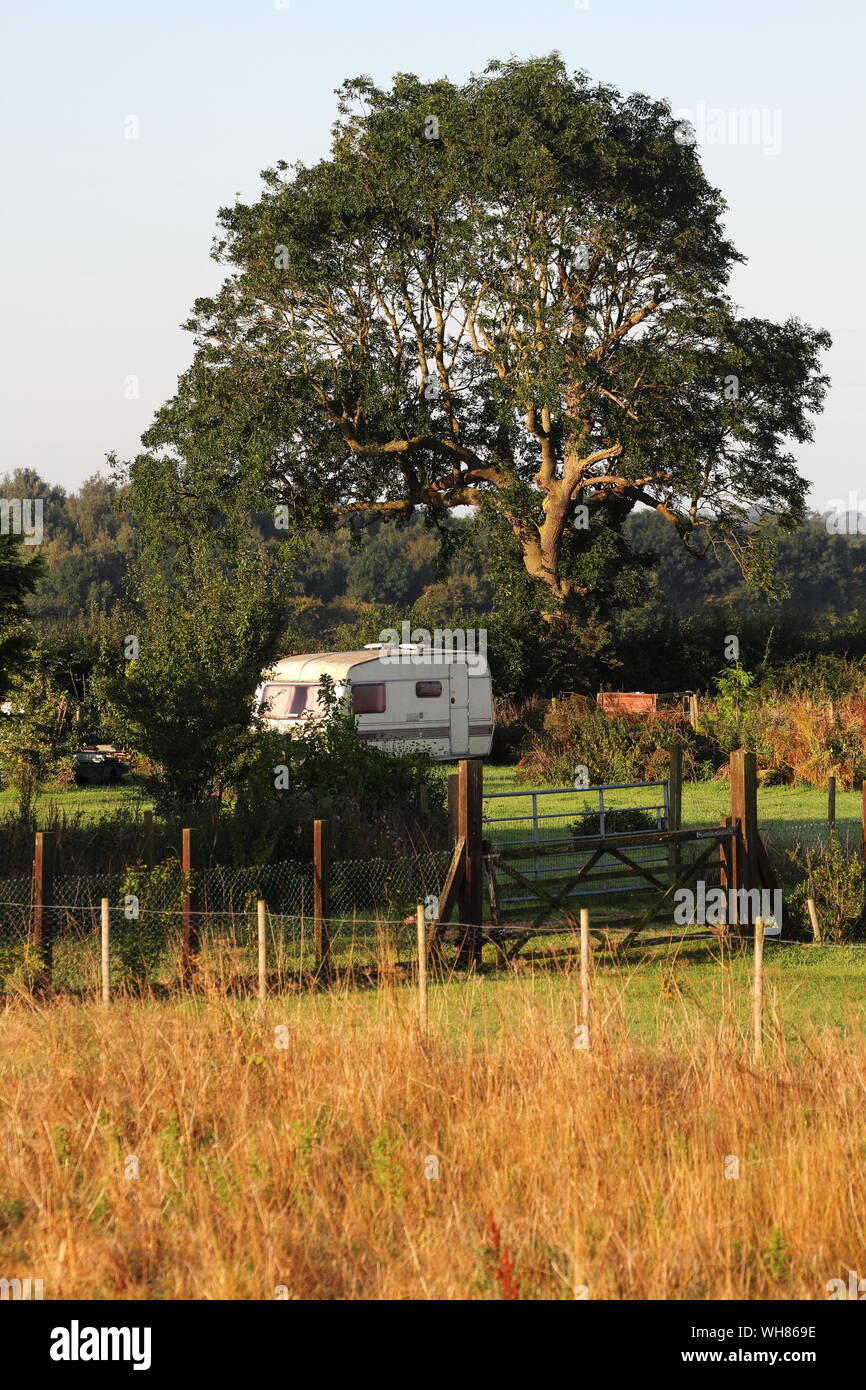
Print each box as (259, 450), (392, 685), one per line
(488, 824), (734, 859)
(483, 824), (743, 953)
(431, 746), (772, 967)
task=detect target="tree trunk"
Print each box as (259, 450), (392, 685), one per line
(515, 479), (586, 611)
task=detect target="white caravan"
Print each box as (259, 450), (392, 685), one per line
(254, 645), (495, 759)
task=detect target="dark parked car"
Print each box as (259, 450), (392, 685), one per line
(73, 747), (129, 786)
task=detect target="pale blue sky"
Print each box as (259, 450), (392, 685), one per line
(1, 0), (863, 510)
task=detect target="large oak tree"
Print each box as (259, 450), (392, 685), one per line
(128, 55), (830, 614)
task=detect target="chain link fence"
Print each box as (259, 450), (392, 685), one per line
(0, 850), (452, 996)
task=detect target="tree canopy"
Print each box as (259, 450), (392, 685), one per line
(97, 534), (286, 814)
(128, 54), (830, 615)
(0, 532), (41, 703)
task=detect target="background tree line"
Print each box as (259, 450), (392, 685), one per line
(4, 466), (866, 707)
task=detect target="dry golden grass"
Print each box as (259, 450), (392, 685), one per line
(762, 692), (866, 788)
(1, 973), (864, 1300)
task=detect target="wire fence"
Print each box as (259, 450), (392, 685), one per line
(0, 905), (429, 996)
(0, 836), (808, 996)
(0, 850), (452, 996)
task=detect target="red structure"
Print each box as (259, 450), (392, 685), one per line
(597, 691), (658, 717)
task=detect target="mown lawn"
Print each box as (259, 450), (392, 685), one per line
(1, 760), (857, 853)
(0, 773), (151, 823)
(482, 762), (859, 852)
(273, 935), (866, 1044)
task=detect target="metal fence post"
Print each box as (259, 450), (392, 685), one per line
(668, 745), (683, 832)
(416, 902), (428, 1028)
(668, 743), (683, 885)
(580, 907), (592, 1044)
(729, 749), (758, 921)
(753, 916), (765, 1062)
(828, 775), (836, 838)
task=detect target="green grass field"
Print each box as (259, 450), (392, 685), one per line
(0, 773), (151, 823)
(483, 764), (858, 853)
(2, 763), (855, 850)
(269, 936), (866, 1045)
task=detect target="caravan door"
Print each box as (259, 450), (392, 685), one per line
(449, 664), (470, 755)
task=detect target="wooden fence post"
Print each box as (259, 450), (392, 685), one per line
(668, 744), (683, 832)
(416, 902), (428, 1029)
(101, 898), (111, 1005)
(579, 907), (591, 1043)
(257, 900), (267, 1003)
(313, 819), (331, 979)
(688, 693), (699, 730)
(447, 772), (460, 844)
(456, 759), (483, 969)
(33, 831), (55, 989)
(753, 916), (765, 1062)
(668, 743), (683, 885)
(181, 828), (200, 989)
(828, 776), (836, 838)
(729, 749), (758, 920)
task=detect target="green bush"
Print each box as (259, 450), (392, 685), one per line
(490, 696), (547, 763)
(787, 835), (866, 942)
(760, 655), (866, 701)
(115, 860), (183, 990)
(517, 698), (701, 786)
(569, 808), (658, 837)
(229, 678), (448, 861)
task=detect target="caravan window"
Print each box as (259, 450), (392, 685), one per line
(259, 683), (324, 719)
(352, 683), (386, 714)
(415, 681), (442, 698)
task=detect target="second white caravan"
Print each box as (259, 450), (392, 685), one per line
(254, 644), (494, 759)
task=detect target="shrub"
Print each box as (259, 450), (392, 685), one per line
(490, 696), (547, 763)
(0, 662), (76, 819)
(116, 860), (184, 990)
(229, 678), (449, 861)
(787, 835), (866, 942)
(761, 695), (866, 789)
(517, 698), (700, 786)
(568, 808), (658, 837)
(760, 655), (866, 700)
